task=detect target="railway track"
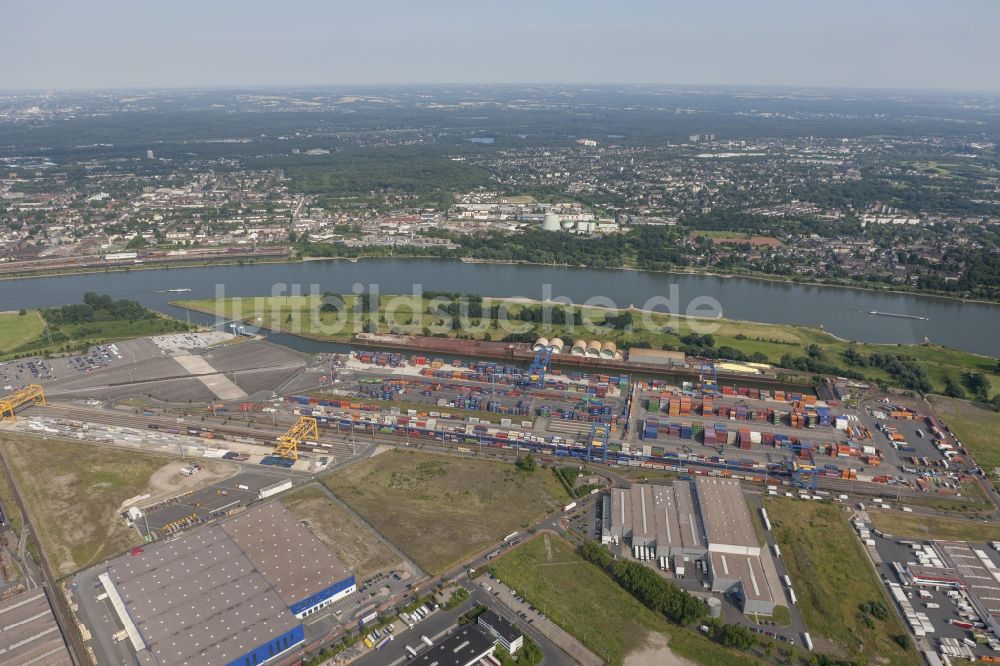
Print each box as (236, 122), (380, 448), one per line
(39, 403), (359, 458)
(30, 403), (971, 505)
(0, 450), (87, 666)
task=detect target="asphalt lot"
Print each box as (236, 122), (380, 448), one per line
(135, 467), (297, 537)
(868, 524), (999, 658)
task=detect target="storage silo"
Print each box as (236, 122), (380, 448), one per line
(586, 340), (602, 357)
(533, 337), (549, 352)
(707, 597), (722, 618)
(600, 341), (618, 358)
(548, 337), (565, 354)
(542, 213), (562, 232)
(571, 340), (587, 356)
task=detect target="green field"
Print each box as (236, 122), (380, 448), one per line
(1, 298), (190, 361)
(764, 497), (916, 665)
(491, 535), (760, 666)
(0, 310), (46, 354)
(323, 450), (565, 574)
(869, 510), (1000, 542)
(929, 395), (1000, 481)
(178, 294), (999, 397)
(0, 435), (170, 575)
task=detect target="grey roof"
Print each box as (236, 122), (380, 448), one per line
(708, 551), (773, 603)
(107, 526), (296, 666)
(694, 477), (759, 550)
(478, 610), (521, 643)
(411, 625), (495, 666)
(609, 481), (705, 551)
(103, 502), (351, 666)
(222, 501), (352, 607)
(0, 590), (72, 666)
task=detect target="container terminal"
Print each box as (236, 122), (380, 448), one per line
(0, 332), (973, 503)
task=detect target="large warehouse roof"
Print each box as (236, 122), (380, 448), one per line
(0, 589), (72, 666)
(609, 481), (705, 551)
(694, 477), (760, 553)
(107, 524), (297, 665)
(103, 502), (351, 666)
(222, 502), (352, 608)
(708, 551), (772, 604)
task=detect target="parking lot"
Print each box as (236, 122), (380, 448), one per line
(867, 523), (1000, 659)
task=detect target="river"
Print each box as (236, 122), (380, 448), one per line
(1, 259), (997, 357)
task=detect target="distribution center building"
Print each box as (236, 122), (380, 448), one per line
(98, 502), (356, 666)
(603, 477), (775, 615)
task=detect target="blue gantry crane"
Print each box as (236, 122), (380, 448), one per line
(523, 346), (553, 387)
(699, 363), (720, 395)
(588, 422), (611, 463)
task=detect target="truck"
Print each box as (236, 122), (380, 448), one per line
(376, 635), (394, 650)
(405, 645), (418, 659)
(420, 635), (434, 648)
(803, 633), (813, 651)
(564, 501), (577, 512)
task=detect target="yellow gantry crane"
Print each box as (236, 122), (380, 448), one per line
(0, 384), (46, 422)
(273, 416), (318, 461)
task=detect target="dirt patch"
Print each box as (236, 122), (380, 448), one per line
(0, 433), (229, 576)
(624, 633), (696, 666)
(146, 459), (239, 500)
(281, 485), (403, 578)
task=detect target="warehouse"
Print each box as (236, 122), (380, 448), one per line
(603, 477), (775, 615)
(0, 589), (72, 666)
(626, 348), (686, 367)
(98, 503), (356, 666)
(605, 482), (706, 559)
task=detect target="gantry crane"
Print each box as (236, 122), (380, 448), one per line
(0, 384), (46, 422)
(523, 347), (553, 387)
(273, 416), (318, 461)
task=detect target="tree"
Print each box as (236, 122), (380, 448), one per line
(962, 372), (990, 402)
(515, 454), (536, 473)
(716, 623), (754, 650)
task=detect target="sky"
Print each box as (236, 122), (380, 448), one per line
(3, 0), (999, 92)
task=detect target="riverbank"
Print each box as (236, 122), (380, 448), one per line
(0, 256), (292, 282)
(457, 256), (1000, 306)
(172, 293), (1000, 399)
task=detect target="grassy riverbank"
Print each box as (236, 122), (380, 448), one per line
(0, 296), (192, 360)
(176, 293), (1000, 398)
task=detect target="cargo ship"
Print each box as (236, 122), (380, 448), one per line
(866, 310), (928, 321)
(349, 333), (805, 388)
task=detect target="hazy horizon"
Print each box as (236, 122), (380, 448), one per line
(4, 0), (1000, 92)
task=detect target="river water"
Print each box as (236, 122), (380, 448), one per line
(1, 259), (997, 357)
